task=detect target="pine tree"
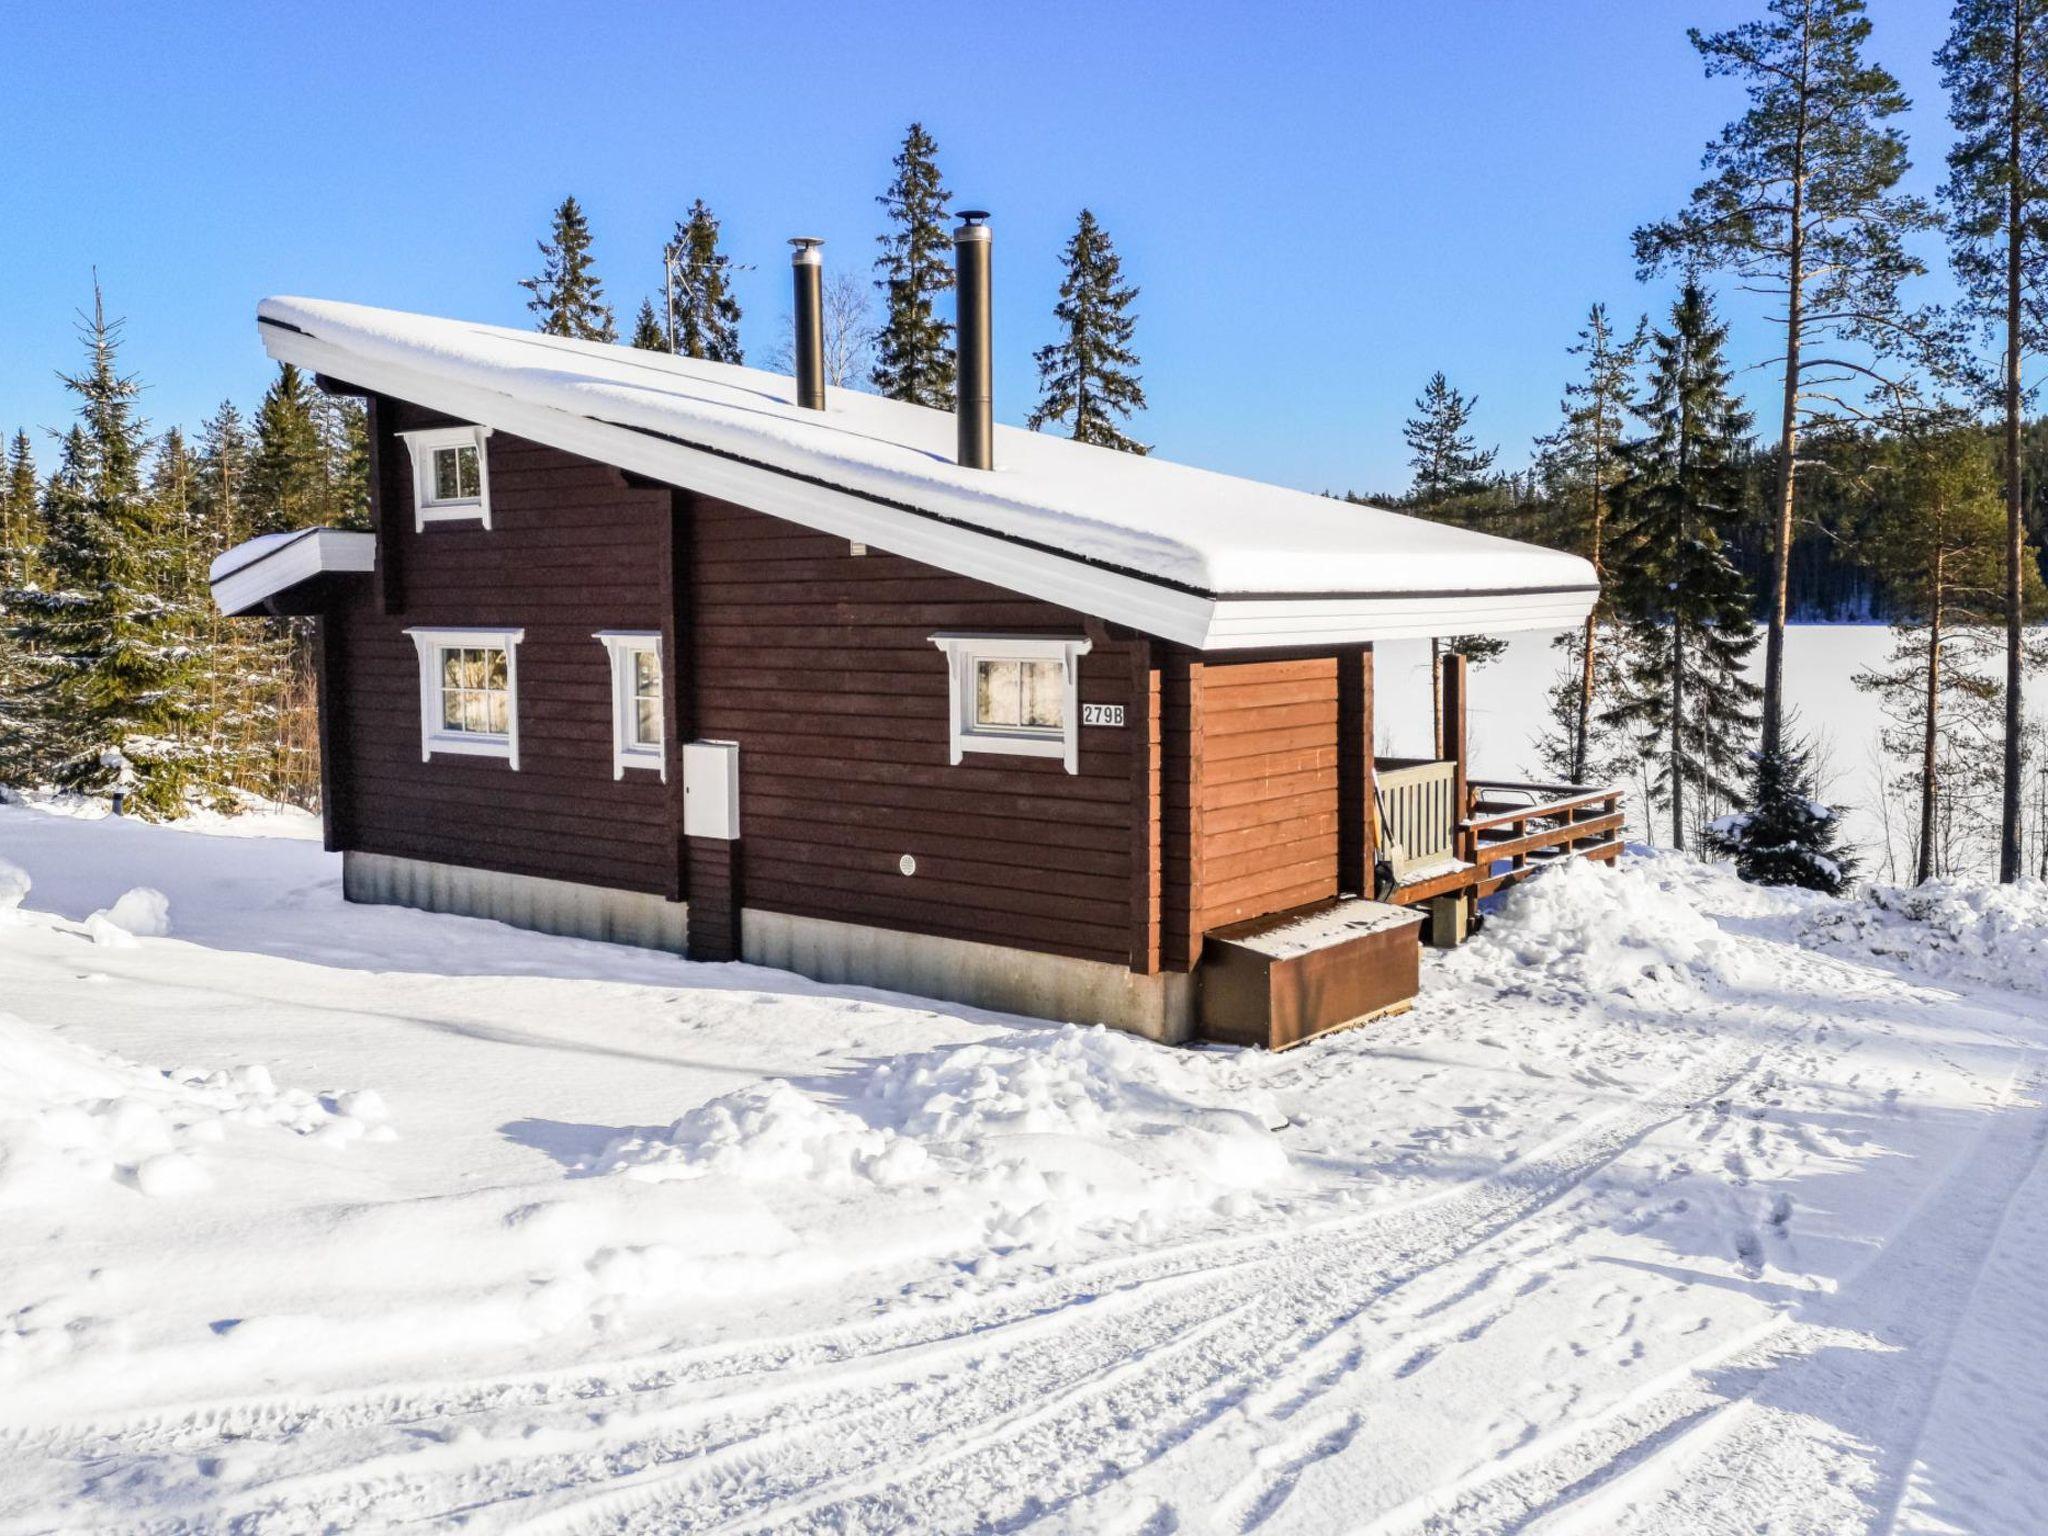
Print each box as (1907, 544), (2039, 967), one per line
(1708, 737), (1857, 891)
(1604, 282), (1762, 849)
(1403, 372), (1505, 745)
(312, 391), (371, 530)
(1939, 0), (2048, 881)
(630, 298), (666, 351)
(871, 123), (955, 408)
(1635, 0), (1938, 765)
(521, 195), (616, 342)
(1852, 419), (2045, 879)
(1535, 305), (1647, 783)
(1404, 373), (1497, 511)
(1028, 209), (1148, 453)
(193, 400), (291, 800)
(666, 199), (744, 364)
(6, 284), (201, 813)
(247, 363), (325, 535)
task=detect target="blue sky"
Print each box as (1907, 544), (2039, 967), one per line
(5, 1), (1956, 495)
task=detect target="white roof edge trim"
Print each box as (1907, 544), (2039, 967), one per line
(210, 527), (375, 616)
(260, 316), (1595, 650)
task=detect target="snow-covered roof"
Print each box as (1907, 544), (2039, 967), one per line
(257, 297), (1597, 650)
(210, 527), (375, 616)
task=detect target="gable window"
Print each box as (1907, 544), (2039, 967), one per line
(930, 633), (1091, 774)
(595, 631), (664, 778)
(398, 425), (494, 529)
(405, 627), (524, 767)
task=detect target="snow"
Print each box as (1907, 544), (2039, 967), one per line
(1222, 896), (1424, 958)
(3, 801), (2048, 1532)
(205, 528), (301, 582)
(258, 297), (1597, 603)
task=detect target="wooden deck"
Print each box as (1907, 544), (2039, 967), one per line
(1383, 777), (1624, 910)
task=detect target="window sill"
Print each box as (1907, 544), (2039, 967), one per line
(953, 730), (1067, 762)
(613, 746), (665, 780)
(422, 731), (515, 764)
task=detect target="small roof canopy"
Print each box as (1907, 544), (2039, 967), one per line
(256, 297), (1596, 650)
(210, 527), (374, 616)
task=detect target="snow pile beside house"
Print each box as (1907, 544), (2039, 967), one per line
(1455, 853), (1753, 1000)
(0, 1013), (394, 1203)
(1806, 878), (2048, 995)
(584, 1025), (1291, 1247)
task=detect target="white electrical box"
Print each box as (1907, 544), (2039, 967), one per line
(682, 740), (741, 840)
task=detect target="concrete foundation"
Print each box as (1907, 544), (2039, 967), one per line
(742, 908), (1197, 1044)
(340, 852), (1195, 1042)
(343, 852), (688, 953)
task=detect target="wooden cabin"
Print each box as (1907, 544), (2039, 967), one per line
(214, 229), (1620, 1049)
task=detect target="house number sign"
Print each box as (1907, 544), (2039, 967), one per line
(1081, 704), (1125, 727)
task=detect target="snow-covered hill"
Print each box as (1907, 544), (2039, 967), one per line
(1, 803), (2045, 1533)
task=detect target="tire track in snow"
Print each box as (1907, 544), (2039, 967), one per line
(8, 1049), (1755, 1535)
(474, 1049), (1758, 1535)
(1346, 1051), (2048, 1536)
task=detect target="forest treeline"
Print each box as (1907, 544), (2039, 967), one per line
(5, 0), (2048, 890)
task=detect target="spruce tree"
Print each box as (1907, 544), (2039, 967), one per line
(1852, 419), (2045, 880)
(1939, 0), (2048, 881)
(1, 431), (39, 590)
(1635, 0), (1937, 764)
(666, 199), (744, 364)
(1604, 283), (1762, 849)
(521, 195), (616, 342)
(1403, 372), (1505, 746)
(1028, 209), (1148, 453)
(7, 285), (201, 813)
(630, 298), (666, 351)
(1708, 736), (1857, 891)
(1534, 305), (1646, 783)
(0, 431), (41, 784)
(247, 363), (325, 535)
(871, 123), (955, 408)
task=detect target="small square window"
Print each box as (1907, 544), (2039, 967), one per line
(402, 426), (493, 528)
(932, 634), (1091, 774)
(432, 445), (480, 503)
(973, 658), (1065, 733)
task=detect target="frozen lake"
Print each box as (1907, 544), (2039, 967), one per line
(1374, 625), (2047, 881)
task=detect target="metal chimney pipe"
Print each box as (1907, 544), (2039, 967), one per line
(790, 237), (826, 410)
(953, 211), (993, 470)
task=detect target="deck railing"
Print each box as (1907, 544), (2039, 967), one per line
(1374, 758), (1460, 880)
(1462, 781), (1624, 896)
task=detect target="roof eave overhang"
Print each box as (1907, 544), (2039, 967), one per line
(211, 527), (376, 617)
(258, 316), (1596, 650)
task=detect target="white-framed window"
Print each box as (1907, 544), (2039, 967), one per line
(404, 627), (525, 768)
(398, 425), (494, 529)
(595, 631), (665, 779)
(930, 633), (1092, 774)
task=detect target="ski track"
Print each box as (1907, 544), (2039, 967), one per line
(6, 1047), (1758, 1535)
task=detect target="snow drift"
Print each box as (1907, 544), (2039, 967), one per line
(583, 1025), (1292, 1249)
(0, 1012), (394, 1204)
(1807, 878), (2048, 996)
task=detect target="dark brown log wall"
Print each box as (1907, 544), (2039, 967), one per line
(324, 403), (677, 895)
(688, 496), (1141, 968)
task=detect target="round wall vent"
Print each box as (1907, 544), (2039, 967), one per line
(899, 854), (917, 876)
